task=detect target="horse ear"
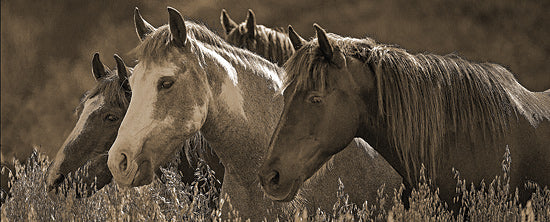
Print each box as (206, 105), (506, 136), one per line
(167, 7), (187, 48)
(113, 54), (131, 91)
(245, 9), (256, 38)
(220, 9), (237, 35)
(134, 7), (156, 41)
(313, 24), (333, 60)
(288, 25), (306, 51)
(92, 53), (109, 81)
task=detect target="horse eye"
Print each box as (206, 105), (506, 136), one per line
(158, 80), (174, 90)
(308, 95), (323, 104)
(105, 114), (119, 122)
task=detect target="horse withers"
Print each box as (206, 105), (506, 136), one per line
(259, 24), (550, 211)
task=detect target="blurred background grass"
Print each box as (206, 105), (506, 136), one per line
(2, 0), (549, 163)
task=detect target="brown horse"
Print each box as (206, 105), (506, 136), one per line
(219, 8), (404, 203)
(259, 24), (550, 211)
(45, 53), (223, 196)
(108, 8), (400, 220)
(220, 9), (294, 66)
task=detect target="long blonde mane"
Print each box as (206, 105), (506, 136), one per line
(284, 33), (550, 184)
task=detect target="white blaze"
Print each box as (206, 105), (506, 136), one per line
(66, 95), (105, 143)
(117, 63), (178, 144)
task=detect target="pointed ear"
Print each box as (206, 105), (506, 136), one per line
(113, 54), (131, 91)
(245, 9), (256, 38)
(92, 53), (110, 81)
(134, 7), (156, 41)
(167, 7), (187, 48)
(314, 24), (332, 60)
(220, 9), (237, 35)
(288, 25), (306, 51)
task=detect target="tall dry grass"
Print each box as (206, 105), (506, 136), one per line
(2, 148), (548, 221)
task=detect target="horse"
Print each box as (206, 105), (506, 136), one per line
(258, 24), (550, 212)
(219, 7), (404, 202)
(45, 53), (224, 197)
(220, 9), (294, 66)
(107, 7), (400, 220)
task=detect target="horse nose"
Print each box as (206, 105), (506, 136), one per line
(119, 153), (128, 172)
(259, 169), (281, 190)
(109, 152), (129, 174)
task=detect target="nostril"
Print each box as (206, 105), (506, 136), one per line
(120, 153), (128, 172)
(268, 170), (280, 186)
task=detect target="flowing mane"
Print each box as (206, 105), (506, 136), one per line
(284, 33), (550, 183)
(132, 21), (282, 79)
(226, 24), (294, 66)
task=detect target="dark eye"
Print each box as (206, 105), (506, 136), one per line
(308, 95), (323, 104)
(160, 80), (174, 90)
(105, 114), (119, 122)
(157, 76), (175, 90)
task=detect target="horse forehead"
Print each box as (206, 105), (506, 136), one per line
(130, 62), (180, 86)
(83, 94), (105, 111)
(72, 95), (105, 141)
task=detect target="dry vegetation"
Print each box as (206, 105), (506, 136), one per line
(1, 148), (549, 221)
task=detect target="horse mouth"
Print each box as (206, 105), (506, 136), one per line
(264, 178), (301, 202)
(112, 161), (139, 187)
(129, 160), (152, 187)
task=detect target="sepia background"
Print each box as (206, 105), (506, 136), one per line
(2, 0), (549, 163)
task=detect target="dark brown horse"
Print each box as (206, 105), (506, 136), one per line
(259, 24), (550, 211)
(221, 9), (294, 66)
(45, 53), (223, 196)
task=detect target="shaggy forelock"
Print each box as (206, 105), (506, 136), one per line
(283, 33), (376, 93)
(77, 70), (131, 115)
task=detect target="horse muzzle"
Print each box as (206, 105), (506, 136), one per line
(258, 166), (301, 202)
(107, 150), (153, 187)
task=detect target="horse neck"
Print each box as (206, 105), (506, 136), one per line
(346, 60), (413, 186)
(355, 100), (410, 187)
(198, 43), (284, 180)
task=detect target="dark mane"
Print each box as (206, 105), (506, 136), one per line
(76, 69), (131, 114)
(284, 33), (376, 92)
(226, 24), (294, 66)
(284, 33), (550, 183)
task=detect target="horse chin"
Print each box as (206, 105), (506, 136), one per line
(267, 178), (302, 202)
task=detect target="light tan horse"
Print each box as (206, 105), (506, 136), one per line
(108, 8), (400, 220)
